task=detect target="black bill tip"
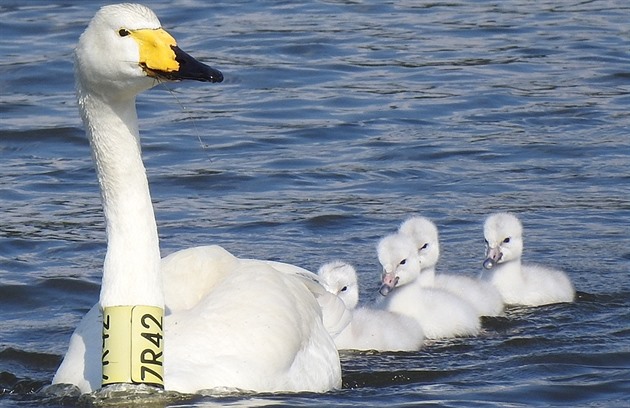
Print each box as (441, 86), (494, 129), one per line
(159, 45), (223, 83)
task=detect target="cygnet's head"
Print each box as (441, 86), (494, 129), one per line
(399, 216), (440, 270)
(377, 233), (421, 296)
(483, 212), (524, 269)
(317, 261), (359, 309)
(75, 3), (222, 99)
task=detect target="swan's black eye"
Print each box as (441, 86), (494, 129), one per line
(503, 237), (511, 243)
(340, 286), (348, 292)
(484, 239), (489, 246)
(118, 28), (130, 37)
(400, 259), (406, 265)
(420, 243), (429, 250)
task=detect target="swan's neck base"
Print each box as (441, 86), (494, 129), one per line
(102, 305), (164, 388)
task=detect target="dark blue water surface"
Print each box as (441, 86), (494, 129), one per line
(1, 0), (629, 406)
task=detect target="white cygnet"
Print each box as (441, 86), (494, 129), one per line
(399, 216), (504, 317)
(318, 261), (424, 352)
(377, 233), (481, 339)
(481, 212), (575, 307)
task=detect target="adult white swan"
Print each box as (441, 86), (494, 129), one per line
(52, 4), (343, 394)
(481, 213), (575, 307)
(377, 233), (480, 339)
(317, 261), (424, 351)
(399, 216), (504, 317)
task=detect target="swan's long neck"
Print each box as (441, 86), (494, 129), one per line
(78, 86), (163, 308)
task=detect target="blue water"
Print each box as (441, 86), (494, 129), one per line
(1, 0), (630, 406)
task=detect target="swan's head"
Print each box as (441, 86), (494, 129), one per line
(377, 233), (421, 296)
(399, 216), (440, 270)
(317, 261), (359, 309)
(75, 4), (223, 99)
(483, 212), (523, 269)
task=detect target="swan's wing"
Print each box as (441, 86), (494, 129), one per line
(163, 261), (341, 393)
(162, 248), (350, 338)
(257, 260), (352, 337)
(161, 245), (239, 312)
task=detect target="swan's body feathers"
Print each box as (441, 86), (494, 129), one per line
(55, 249), (342, 393)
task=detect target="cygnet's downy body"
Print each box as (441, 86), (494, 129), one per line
(399, 216), (504, 317)
(318, 261), (424, 351)
(377, 234), (480, 339)
(482, 213), (575, 307)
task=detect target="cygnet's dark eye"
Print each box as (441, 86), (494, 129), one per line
(503, 237), (511, 243)
(340, 286), (348, 292)
(400, 259), (406, 265)
(118, 28), (131, 37)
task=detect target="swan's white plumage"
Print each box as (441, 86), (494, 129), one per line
(53, 4), (342, 394)
(481, 213), (575, 307)
(377, 233), (480, 339)
(317, 261), (424, 351)
(398, 216), (504, 317)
